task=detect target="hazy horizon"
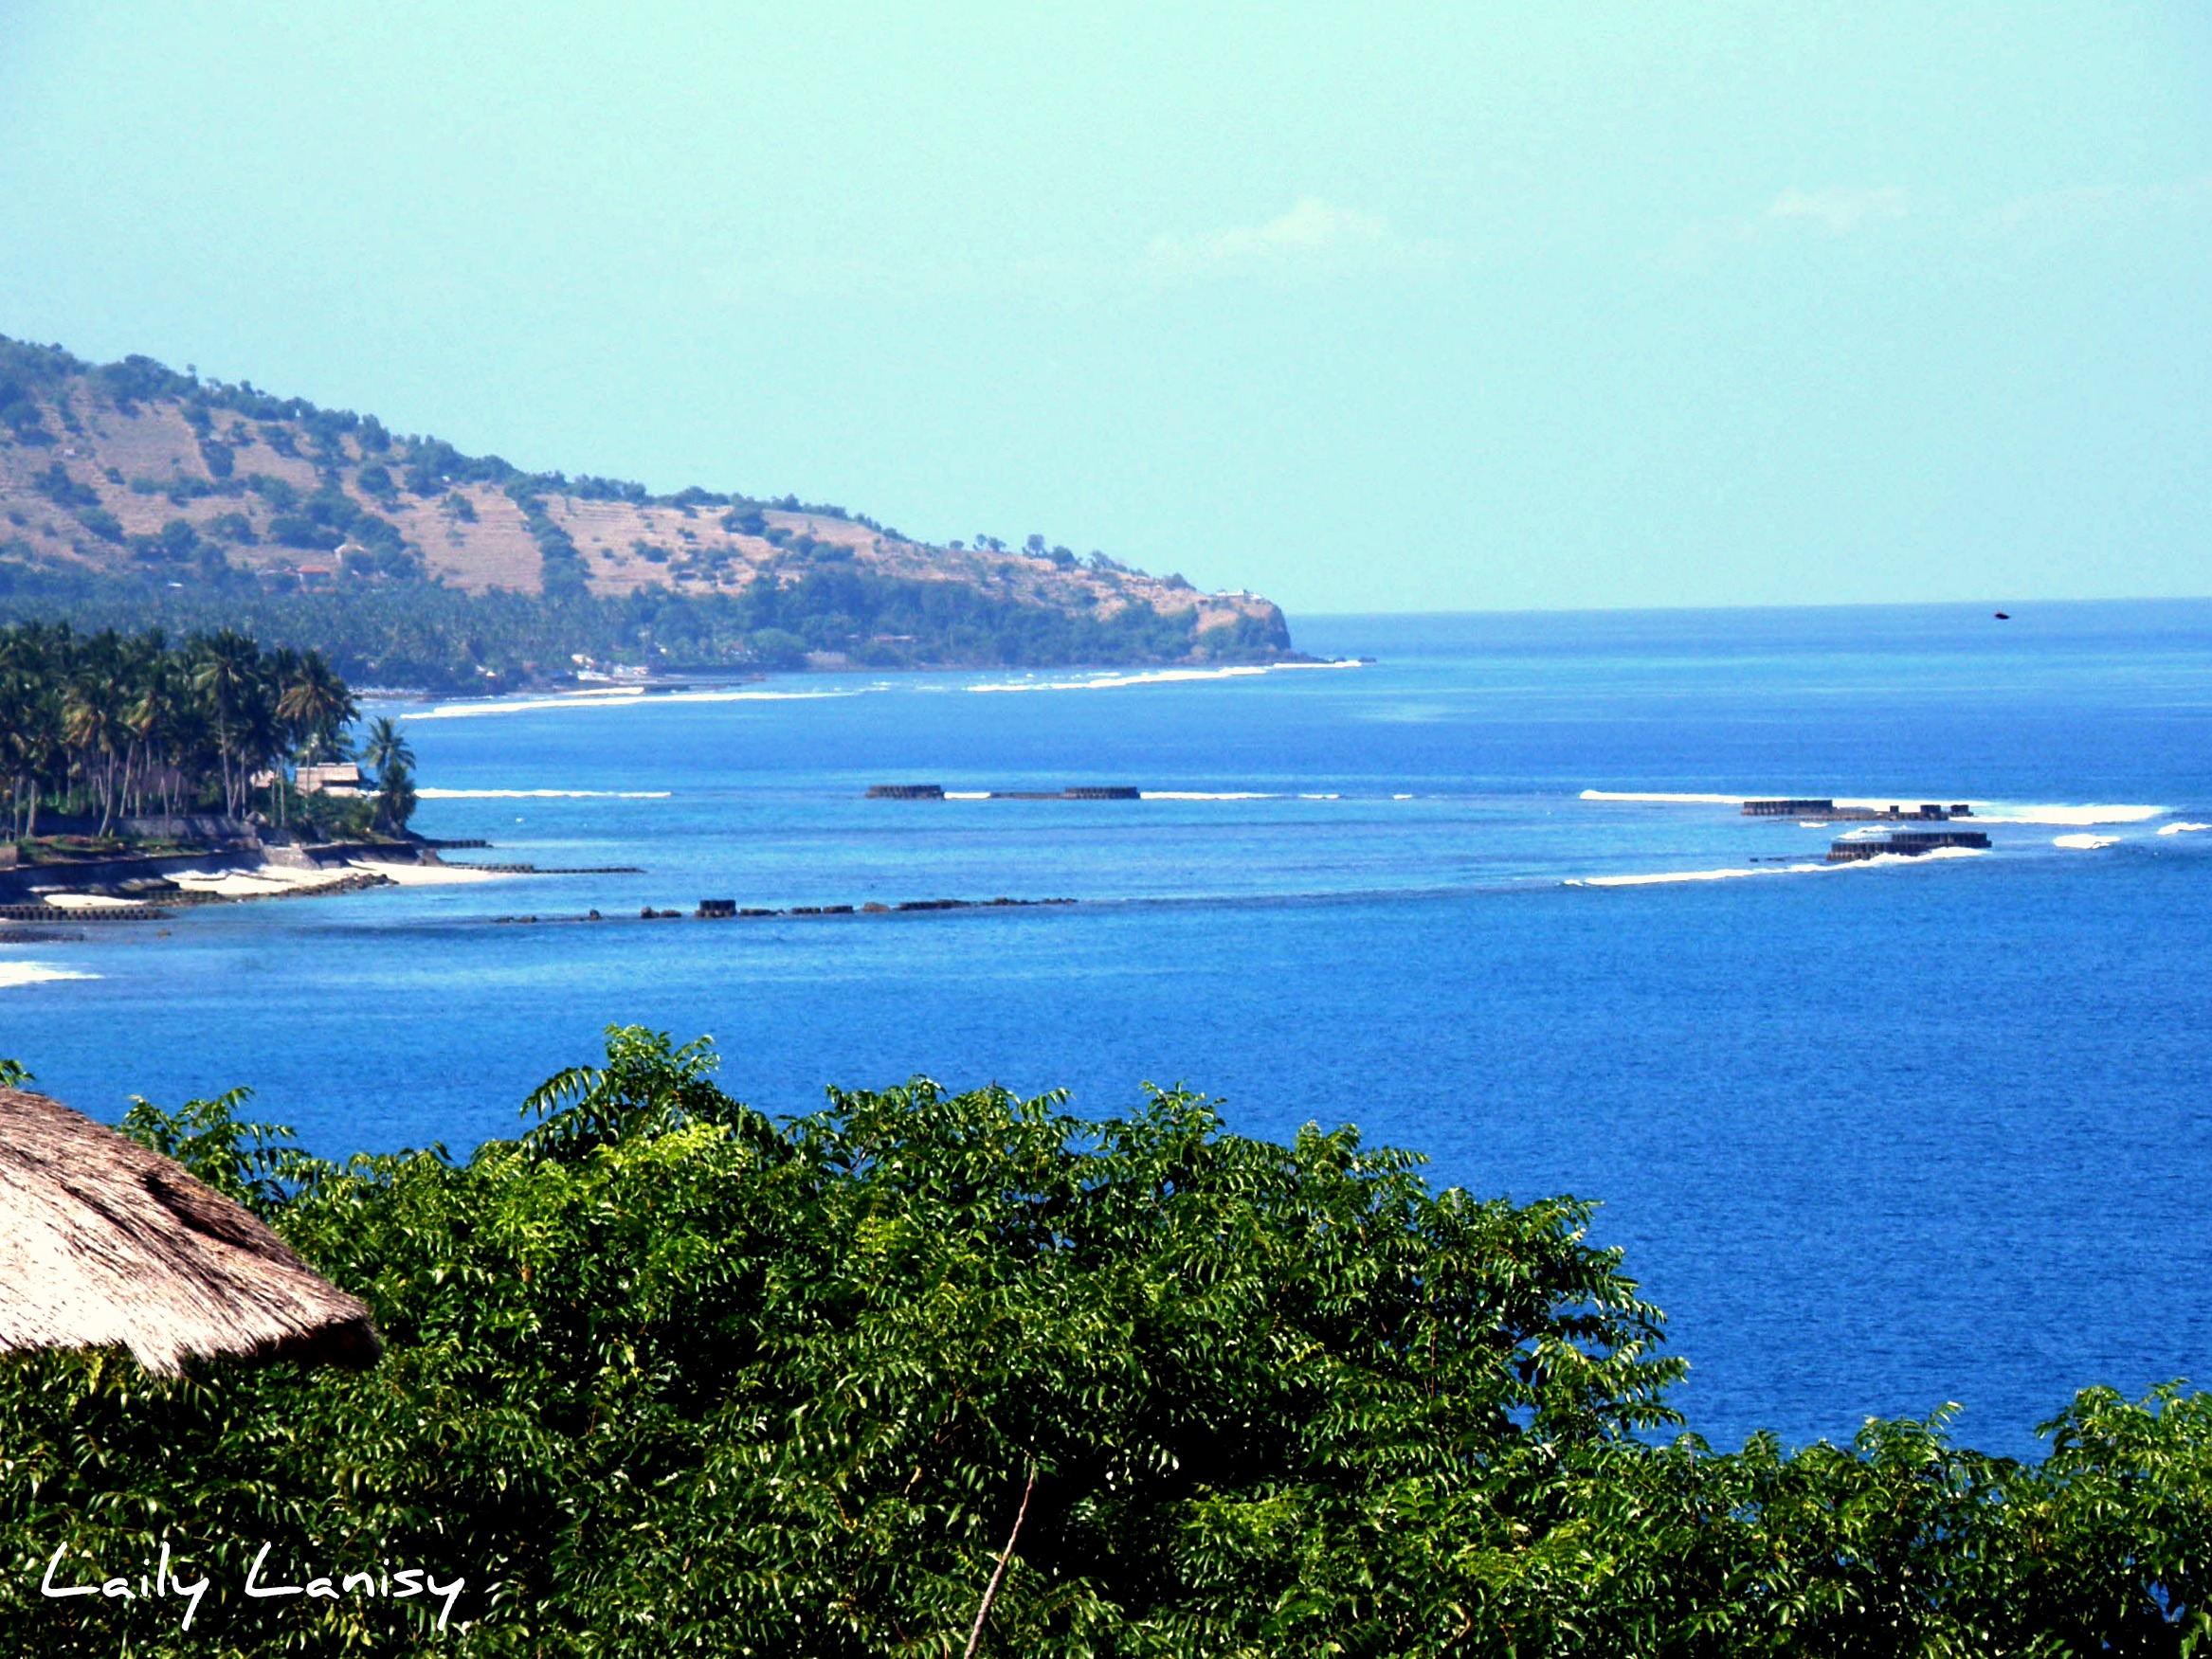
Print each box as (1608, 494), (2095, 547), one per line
(2, 3), (2205, 615)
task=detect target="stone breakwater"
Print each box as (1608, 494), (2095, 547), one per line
(485, 897), (1080, 927)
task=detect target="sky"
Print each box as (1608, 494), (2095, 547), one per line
(1, 3), (2206, 613)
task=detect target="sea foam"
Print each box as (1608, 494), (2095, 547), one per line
(968, 660), (1358, 695)
(2157, 821), (2209, 836)
(2052, 833), (2121, 850)
(1974, 804), (2165, 825)
(1567, 846), (1985, 888)
(0, 962), (99, 988)
(406, 689), (857, 721)
(1579, 790), (1746, 805)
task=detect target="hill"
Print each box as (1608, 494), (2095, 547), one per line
(0, 335), (1294, 689)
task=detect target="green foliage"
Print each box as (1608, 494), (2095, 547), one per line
(0, 563), (1284, 689)
(71, 507), (122, 545)
(372, 758), (417, 831)
(118, 1087), (302, 1213)
(6, 1031), (2212, 1654)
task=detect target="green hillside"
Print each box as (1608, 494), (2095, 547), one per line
(0, 336), (1294, 690)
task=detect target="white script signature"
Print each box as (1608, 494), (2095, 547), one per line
(42, 1541), (466, 1632)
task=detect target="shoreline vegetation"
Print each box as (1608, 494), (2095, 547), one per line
(4, 1028), (2210, 1655)
(0, 334), (1299, 690)
(0, 621), (448, 916)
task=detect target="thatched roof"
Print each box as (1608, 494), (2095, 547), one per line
(0, 1088), (382, 1373)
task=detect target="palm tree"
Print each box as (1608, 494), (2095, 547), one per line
(374, 759), (418, 835)
(60, 676), (124, 836)
(277, 651), (357, 765)
(190, 630), (265, 820)
(358, 714), (414, 784)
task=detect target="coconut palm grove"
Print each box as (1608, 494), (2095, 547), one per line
(0, 622), (385, 843)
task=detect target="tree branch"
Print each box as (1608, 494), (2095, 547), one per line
(962, 1461), (1037, 1659)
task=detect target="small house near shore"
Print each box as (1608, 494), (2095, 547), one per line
(297, 763), (365, 797)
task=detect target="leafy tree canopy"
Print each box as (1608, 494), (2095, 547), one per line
(3, 1032), (2211, 1655)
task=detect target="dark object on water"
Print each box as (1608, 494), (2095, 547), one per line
(871, 784), (1139, 802)
(698, 899), (736, 918)
(989, 786), (1141, 801)
(0, 1087), (382, 1373)
(1994, 611), (2010, 620)
(1745, 800), (1969, 823)
(1827, 830), (1990, 862)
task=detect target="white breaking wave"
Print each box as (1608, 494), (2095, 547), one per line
(2158, 821), (2210, 836)
(967, 660), (1356, 695)
(0, 962), (99, 988)
(407, 689), (859, 721)
(1567, 846), (1986, 888)
(1140, 790), (1278, 801)
(1568, 863), (1822, 888)
(1974, 804), (2165, 825)
(943, 791), (992, 801)
(970, 666), (1272, 694)
(416, 787), (673, 800)
(2053, 833), (2120, 850)
(1580, 790), (1746, 805)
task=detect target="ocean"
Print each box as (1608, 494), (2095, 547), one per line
(4, 599), (2208, 1458)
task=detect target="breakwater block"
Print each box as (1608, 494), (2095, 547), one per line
(866, 784), (945, 800)
(1827, 830), (1991, 861)
(0, 902), (171, 922)
(988, 786), (1142, 800)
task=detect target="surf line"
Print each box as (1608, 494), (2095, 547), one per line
(1565, 846), (1988, 888)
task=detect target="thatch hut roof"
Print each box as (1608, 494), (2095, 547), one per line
(0, 1087), (382, 1374)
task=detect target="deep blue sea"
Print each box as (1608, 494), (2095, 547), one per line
(5, 600), (2209, 1459)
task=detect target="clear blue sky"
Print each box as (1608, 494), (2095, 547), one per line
(2, 4), (2206, 612)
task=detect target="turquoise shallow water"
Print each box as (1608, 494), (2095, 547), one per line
(4, 599), (2208, 1456)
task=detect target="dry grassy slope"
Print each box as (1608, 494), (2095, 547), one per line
(0, 381), (1282, 640)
